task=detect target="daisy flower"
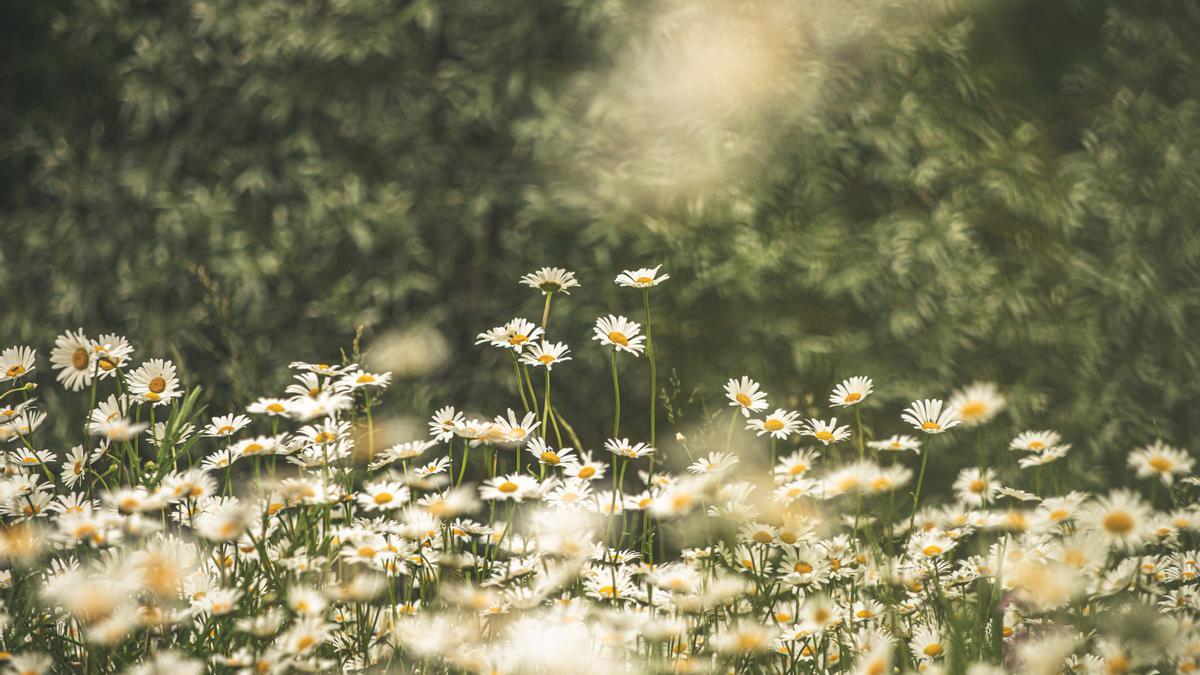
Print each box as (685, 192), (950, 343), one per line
(747, 409), (802, 439)
(603, 438), (655, 459)
(614, 265), (669, 288)
(1018, 443), (1072, 468)
(1080, 489), (1152, 551)
(801, 418), (851, 445)
(475, 318), (543, 353)
(126, 359), (182, 406)
(358, 481), (411, 511)
(10, 448), (55, 467)
(337, 369), (392, 390)
(428, 406), (464, 442)
(953, 467), (996, 507)
(909, 625), (946, 661)
(480, 474), (540, 502)
(901, 399), (961, 434)
(1010, 430), (1062, 453)
(493, 409), (540, 445)
(520, 267), (580, 295)
(867, 434), (921, 453)
(725, 376), (769, 417)
(90, 417), (147, 443)
(89, 334), (134, 376)
(563, 452), (607, 481)
(910, 530), (956, 558)
(49, 328), (93, 391)
(0, 346), (35, 381)
(774, 449), (821, 481)
(948, 382), (1006, 426)
(828, 376), (872, 407)
(203, 414), (251, 439)
(60, 446), (89, 489)
(288, 361), (350, 376)
(525, 438), (575, 467)
(687, 451), (739, 475)
(247, 397), (290, 416)
(592, 315), (646, 356)
(1127, 440), (1194, 485)
(519, 341), (572, 370)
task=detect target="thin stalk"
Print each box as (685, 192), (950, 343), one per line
(909, 435), (932, 531)
(610, 351), (621, 438)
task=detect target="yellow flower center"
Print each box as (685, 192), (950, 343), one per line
(5, 365), (24, 378)
(1048, 509), (1069, 521)
(242, 443), (264, 455)
(508, 334), (528, 345)
(373, 492), (393, 505)
(313, 431), (335, 443)
(498, 481), (519, 493)
(763, 419), (784, 432)
(607, 331), (629, 346)
(789, 463), (808, 475)
(597, 585), (616, 597)
(577, 466), (596, 479)
(1103, 511), (1134, 534)
(72, 347), (89, 370)
(1028, 440), (1046, 451)
(538, 354), (555, 364)
(1149, 456), (1174, 472)
(636, 276), (654, 284)
(267, 403), (285, 413)
(296, 635), (315, 651)
(814, 430), (834, 442)
(794, 562), (813, 574)
(540, 451), (560, 464)
(844, 392), (861, 403)
(735, 393), (752, 406)
(923, 545), (943, 556)
(959, 401), (986, 418)
(969, 479), (987, 493)
(218, 425), (235, 435)
(923, 644), (943, 657)
(356, 374), (375, 384)
(921, 421), (941, 431)
(358, 546), (376, 557)
(752, 531), (773, 544)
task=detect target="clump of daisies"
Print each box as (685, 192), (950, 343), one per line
(0, 267), (1195, 674)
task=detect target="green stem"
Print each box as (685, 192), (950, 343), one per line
(909, 435), (932, 531)
(610, 350), (621, 438)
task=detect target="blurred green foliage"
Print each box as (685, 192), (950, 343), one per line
(2, 0), (1199, 482)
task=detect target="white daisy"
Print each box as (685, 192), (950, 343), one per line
(592, 315), (646, 356)
(828, 376), (872, 407)
(519, 341), (572, 370)
(1080, 490), (1152, 551)
(203, 414), (251, 439)
(475, 318), (544, 353)
(428, 406), (464, 442)
(604, 438), (655, 459)
(747, 409), (802, 439)
(49, 328), (93, 391)
(126, 359), (182, 406)
(1128, 440), (1194, 485)
(867, 434), (921, 453)
(725, 376), (769, 417)
(520, 267), (580, 295)
(614, 265), (670, 288)
(336, 369), (393, 391)
(480, 474), (540, 502)
(1010, 430), (1062, 453)
(89, 334), (135, 377)
(947, 382), (1006, 426)
(0, 346), (36, 382)
(801, 418), (851, 446)
(901, 399), (961, 434)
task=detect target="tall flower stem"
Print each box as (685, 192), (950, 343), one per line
(909, 436), (932, 531)
(853, 406), (865, 462)
(610, 351), (621, 438)
(510, 353), (530, 413)
(642, 290), (657, 464)
(540, 292), (554, 331)
(542, 369), (552, 441)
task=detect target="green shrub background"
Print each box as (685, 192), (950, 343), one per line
(3, 0), (1198, 484)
